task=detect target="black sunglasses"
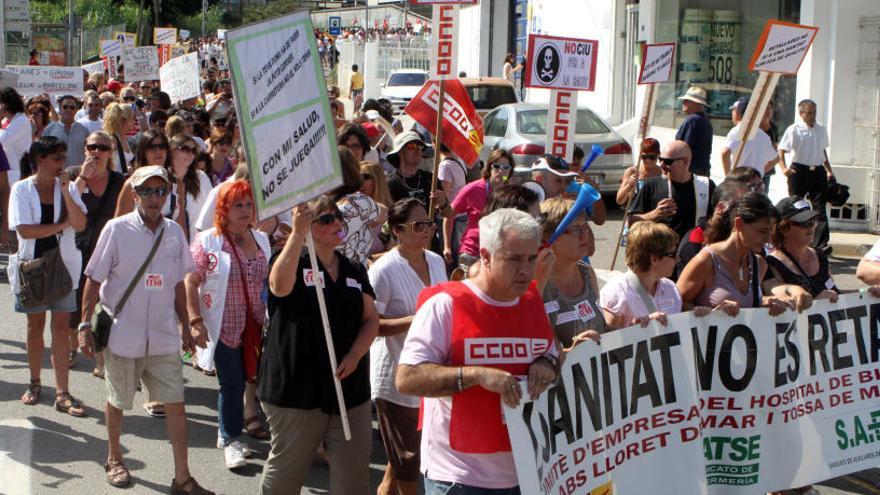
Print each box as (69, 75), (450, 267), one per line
(86, 143), (112, 152)
(134, 186), (168, 198)
(122, 96), (137, 102)
(641, 154), (658, 160)
(146, 142), (168, 150)
(314, 211), (344, 225)
(407, 220), (435, 232)
(176, 145), (198, 154)
(658, 156), (683, 166)
(61, 105), (77, 110)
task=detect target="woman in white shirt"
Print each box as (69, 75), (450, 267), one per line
(502, 53), (523, 85)
(368, 197), (447, 495)
(0, 87), (32, 184)
(168, 133), (213, 242)
(8, 136), (87, 415)
(600, 221), (708, 330)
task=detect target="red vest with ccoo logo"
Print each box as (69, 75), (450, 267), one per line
(416, 280), (554, 453)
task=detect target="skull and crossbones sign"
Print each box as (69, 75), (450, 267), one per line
(540, 47), (556, 79)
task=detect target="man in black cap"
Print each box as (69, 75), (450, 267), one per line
(721, 96), (777, 178)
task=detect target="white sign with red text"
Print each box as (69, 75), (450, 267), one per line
(525, 34), (598, 92)
(429, 4), (459, 80)
(546, 90), (578, 162)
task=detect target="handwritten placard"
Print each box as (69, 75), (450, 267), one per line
(748, 20), (818, 75)
(638, 43), (675, 84)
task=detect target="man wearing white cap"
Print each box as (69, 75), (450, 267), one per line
(675, 86), (713, 177)
(530, 154), (578, 199)
(78, 165), (212, 494)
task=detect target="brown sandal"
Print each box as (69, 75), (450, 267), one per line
(105, 459), (131, 487)
(54, 392), (85, 417)
(245, 415), (270, 439)
(21, 379), (40, 405)
(170, 476), (214, 495)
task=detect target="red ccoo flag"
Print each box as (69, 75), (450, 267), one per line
(404, 79), (483, 166)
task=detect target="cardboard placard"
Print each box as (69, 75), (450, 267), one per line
(154, 27), (178, 45)
(525, 34), (599, 92)
(638, 43), (676, 85)
(226, 10), (342, 221)
(159, 52), (200, 104)
(100, 39), (123, 59)
(748, 20), (818, 75)
(122, 46), (160, 82)
(3, 66), (83, 96)
(113, 31), (137, 47)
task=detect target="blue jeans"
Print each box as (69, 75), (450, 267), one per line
(424, 479), (520, 495)
(214, 340), (245, 444)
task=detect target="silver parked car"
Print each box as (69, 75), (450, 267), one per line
(479, 103), (632, 193)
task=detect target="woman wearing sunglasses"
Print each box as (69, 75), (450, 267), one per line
(369, 198), (447, 495)
(114, 130), (172, 216)
(445, 149), (513, 271)
(600, 221), (692, 331)
(168, 133), (212, 242)
(66, 131), (125, 377)
(541, 197), (604, 348)
(359, 161), (393, 257)
(260, 195), (379, 494)
(616, 138), (663, 207)
(764, 197), (839, 310)
(207, 128), (236, 187)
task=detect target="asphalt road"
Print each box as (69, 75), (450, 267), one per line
(0, 202), (878, 495)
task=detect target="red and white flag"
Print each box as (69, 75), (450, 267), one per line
(404, 79), (484, 166)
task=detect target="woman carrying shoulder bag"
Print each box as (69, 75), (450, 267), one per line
(8, 136), (87, 415)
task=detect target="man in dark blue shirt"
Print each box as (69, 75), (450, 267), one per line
(675, 86), (713, 177)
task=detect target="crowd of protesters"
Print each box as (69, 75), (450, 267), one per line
(0, 46), (877, 495)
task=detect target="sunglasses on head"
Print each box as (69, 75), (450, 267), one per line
(176, 145), (197, 154)
(658, 156), (684, 166)
(86, 143), (111, 152)
(491, 162), (511, 171)
(641, 154), (658, 160)
(407, 220), (435, 232)
(314, 211), (344, 225)
(147, 142), (168, 151)
(134, 186), (168, 198)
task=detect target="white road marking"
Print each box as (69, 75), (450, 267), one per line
(0, 419), (33, 495)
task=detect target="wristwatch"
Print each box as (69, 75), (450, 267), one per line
(77, 322), (92, 332)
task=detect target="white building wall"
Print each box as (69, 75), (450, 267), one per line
(457, 1), (511, 79)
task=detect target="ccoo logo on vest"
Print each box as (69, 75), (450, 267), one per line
(465, 338), (550, 365)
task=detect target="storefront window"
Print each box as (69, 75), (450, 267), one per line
(653, 0), (801, 138)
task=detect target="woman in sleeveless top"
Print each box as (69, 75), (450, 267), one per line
(540, 197), (604, 349)
(764, 197), (839, 313)
(678, 192), (789, 316)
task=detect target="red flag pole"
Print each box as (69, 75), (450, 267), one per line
(428, 79), (445, 217)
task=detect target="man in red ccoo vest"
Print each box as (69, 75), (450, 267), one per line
(397, 208), (559, 494)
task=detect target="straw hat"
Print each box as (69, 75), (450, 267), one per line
(678, 86), (708, 106)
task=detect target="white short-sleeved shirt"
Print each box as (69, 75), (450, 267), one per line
(77, 117), (104, 134)
(437, 157), (468, 203)
(864, 240), (880, 262)
(368, 248), (447, 407)
(0, 113), (32, 183)
(599, 272), (682, 325)
(778, 120), (829, 167)
(399, 280), (538, 489)
(724, 125), (777, 177)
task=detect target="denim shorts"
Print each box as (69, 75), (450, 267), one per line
(14, 289), (77, 314)
(424, 479), (520, 495)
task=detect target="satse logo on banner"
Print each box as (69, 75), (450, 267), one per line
(404, 79), (483, 165)
(525, 34), (599, 92)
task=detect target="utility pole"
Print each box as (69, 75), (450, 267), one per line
(202, 0), (207, 38)
(0, 0), (7, 67)
(67, 0), (74, 64)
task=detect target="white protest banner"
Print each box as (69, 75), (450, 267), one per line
(217, 29), (228, 40)
(748, 20), (818, 75)
(154, 27), (178, 45)
(113, 31), (137, 47)
(429, 4), (459, 80)
(100, 39), (123, 58)
(82, 60), (105, 75)
(505, 293), (880, 495)
(179, 29), (191, 40)
(0, 70), (21, 92)
(638, 43), (675, 85)
(122, 46), (160, 82)
(226, 10), (341, 220)
(160, 52), (200, 104)
(4, 66), (83, 96)
(524, 34), (599, 92)
(4, 0), (31, 32)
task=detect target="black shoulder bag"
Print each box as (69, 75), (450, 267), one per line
(91, 228), (165, 351)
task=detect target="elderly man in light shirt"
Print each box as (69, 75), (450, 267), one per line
(78, 165), (214, 495)
(42, 95), (90, 168)
(396, 208), (559, 494)
(778, 98), (834, 254)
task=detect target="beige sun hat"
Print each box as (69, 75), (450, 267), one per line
(677, 86), (708, 106)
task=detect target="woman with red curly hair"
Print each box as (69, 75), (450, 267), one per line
(184, 179), (271, 470)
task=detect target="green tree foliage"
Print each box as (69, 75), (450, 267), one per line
(175, 4), (227, 38)
(31, 0), (149, 32)
(242, 0), (308, 25)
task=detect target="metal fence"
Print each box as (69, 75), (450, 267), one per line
(374, 40), (430, 83)
(80, 23), (126, 63)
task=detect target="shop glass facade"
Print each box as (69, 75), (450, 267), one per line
(652, 0), (801, 137)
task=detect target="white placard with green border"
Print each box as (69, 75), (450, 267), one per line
(226, 11), (341, 221)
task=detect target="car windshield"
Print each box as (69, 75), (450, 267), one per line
(387, 73), (428, 87)
(516, 109), (611, 135)
(465, 85), (517, 109)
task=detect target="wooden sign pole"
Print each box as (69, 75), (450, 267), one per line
(427, 79), (446, 217)
(730, 71), (781, 171)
